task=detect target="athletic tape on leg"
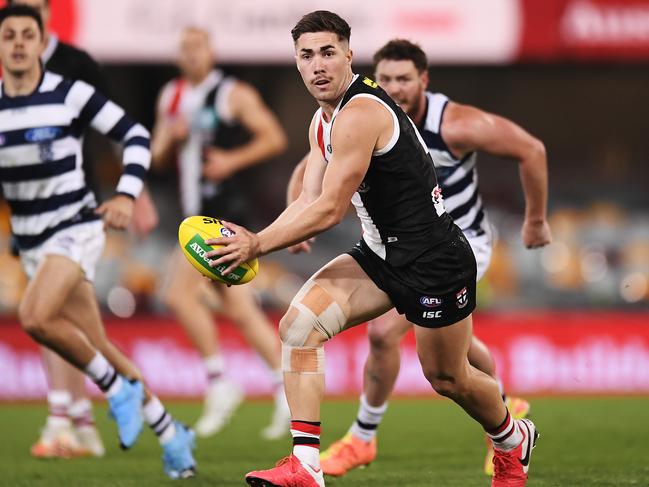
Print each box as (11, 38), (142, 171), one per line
(281, 281), (346, 373)
(282, 345), (325, 374)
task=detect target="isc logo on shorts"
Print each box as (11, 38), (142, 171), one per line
(420, 296), (442, 319)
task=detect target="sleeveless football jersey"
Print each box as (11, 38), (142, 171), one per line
(418, 92), (488, 238)
(158, 69), (249, 217)
(314, 75), (455, 267)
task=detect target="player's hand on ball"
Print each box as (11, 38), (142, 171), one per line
(288, 237), (315, 254)
(522, 219), (552, 249)
(95, 194), (134, 231)
(205, 221), (260, 276)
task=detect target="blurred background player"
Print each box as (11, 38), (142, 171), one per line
(315, 39), (551, 477)
(151, 26), (290, 439)
(0, 6), (194, 478)
(6, 0), (158, 459)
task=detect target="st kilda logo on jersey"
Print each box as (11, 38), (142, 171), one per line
(456, 287), (468, 309)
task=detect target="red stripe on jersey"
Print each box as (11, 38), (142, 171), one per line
(167, 79), (185, 116)
(316, 117), (325, 159)
(291, 420), (321, 437)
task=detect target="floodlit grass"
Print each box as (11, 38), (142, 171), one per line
(1, 397), (647, 486)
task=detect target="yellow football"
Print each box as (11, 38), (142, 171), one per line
(178, 216), (258, 285)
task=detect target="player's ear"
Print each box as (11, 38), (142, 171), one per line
(346, 48), (353, 65)
(421, 69), (429, 88)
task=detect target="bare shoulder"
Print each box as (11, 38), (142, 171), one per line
(338, 96), (392, 130)
(229, 80), (263, 105)
(442, 101), (493, 141)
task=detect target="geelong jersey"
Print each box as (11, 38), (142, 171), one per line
(314, 75), (454, 266)
(419, 92), (488, 238)
(0, 71), (150, 250)
(158, 69), (249, 217)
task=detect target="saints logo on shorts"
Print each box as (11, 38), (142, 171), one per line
(456, 287), (468, 309)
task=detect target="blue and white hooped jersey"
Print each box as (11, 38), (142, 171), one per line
(419, 92), (489, 239)
(0, 71), (150, 250)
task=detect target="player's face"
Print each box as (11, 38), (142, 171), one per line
(375, 59), (428, 119)
(295, 31), (353, 104)
(0, 16), (43, 75)
(178, 29), (213, 81)
(11, 0), (51, 27)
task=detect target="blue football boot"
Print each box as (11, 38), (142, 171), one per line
(162, 422), (197, 479)
(107, 378), (144, 449)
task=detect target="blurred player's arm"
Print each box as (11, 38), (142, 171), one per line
(203, 82), (287, 181)
(67, 81), (151, 230)
(150, 88), (188, 170)
(73, 52), (158, 237)
(205, 99), (383, 272)
(442, 103), (552, 248)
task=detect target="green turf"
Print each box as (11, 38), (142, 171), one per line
(0, 397), (647, 486)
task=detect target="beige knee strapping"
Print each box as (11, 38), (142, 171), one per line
(281, 280), (347, 374)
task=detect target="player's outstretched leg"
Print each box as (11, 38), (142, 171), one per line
(143, 397), (196, 479)
(469, 335), (532, 476)
(61, 277), (197, 476)
(245, 254), (394, 487)
(414, 315), (539, 487)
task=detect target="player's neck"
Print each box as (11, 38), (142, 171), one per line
(409, 92), (427, 127)
(2, 63), (42, 97)
(319, 70), (354, 121)
(185, 67), (212, 86)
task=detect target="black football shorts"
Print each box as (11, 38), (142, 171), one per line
(348, 225), (477, 328)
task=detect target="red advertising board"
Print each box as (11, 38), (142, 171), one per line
(520, 0), (649, 61)
(0, 312), (648, 400)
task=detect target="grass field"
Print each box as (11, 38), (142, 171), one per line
(1, 397), (648, 486)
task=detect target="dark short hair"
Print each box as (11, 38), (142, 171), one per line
(291, 10), (351, 44)
(373, 39), (428, 74)
(0, 5), (44, 36)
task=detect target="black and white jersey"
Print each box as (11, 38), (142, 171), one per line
(418, 92), (488, 238)
(314, 75), (455, 267)
(157, 69), (249, 217)
(0, 71), (150, 250)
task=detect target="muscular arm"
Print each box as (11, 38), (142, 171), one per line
(203, 82), (287, 180)
(206, 99), (390, 270)
(442, 102), (551, 247)
(287, 154), (308, 206)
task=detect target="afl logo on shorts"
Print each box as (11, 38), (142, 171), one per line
(420, 296), (442, 308)
(220, 227), (234, 238)
(456, 287), (468, 309)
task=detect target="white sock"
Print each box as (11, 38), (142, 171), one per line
(488, 413), (524, 452)
(69, 398), (95, 428)
(204, 354), (225, 385)
(349, 394), (388, 442)
(47, 389), (71, 414)
(143, 396), (176, 445)
(294, 445), (320, 469)
(85, 352), (123, 397)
